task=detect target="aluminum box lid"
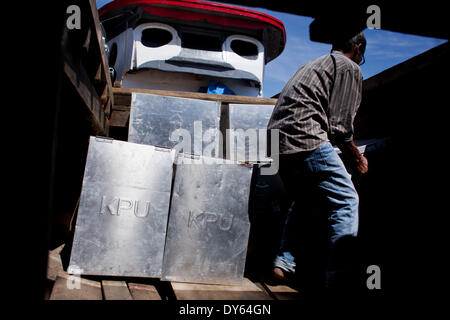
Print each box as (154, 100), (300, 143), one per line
(161, 155), (253, 285)
(68, 137), (176, 278)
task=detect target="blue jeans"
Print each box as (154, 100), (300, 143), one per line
(274, 141), (359, 287)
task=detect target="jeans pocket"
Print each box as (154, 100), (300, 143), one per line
(317, 142), (343, 171)
(316, 142), (331, 165)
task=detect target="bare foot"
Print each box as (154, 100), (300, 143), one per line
(273, 267), (289, 282)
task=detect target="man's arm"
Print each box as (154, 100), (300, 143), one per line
(328, 60), (367, 175)
(337, 140), (368, 175)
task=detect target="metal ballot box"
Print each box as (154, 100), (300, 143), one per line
(128, 93), (221, 156)
(228, 104), (274, 163)
(161, 155), (253, 285)
(68, 137), (176, 278)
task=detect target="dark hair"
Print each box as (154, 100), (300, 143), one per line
(332, 32), (366, 54)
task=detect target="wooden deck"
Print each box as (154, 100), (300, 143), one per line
(45, 245), (300, 300)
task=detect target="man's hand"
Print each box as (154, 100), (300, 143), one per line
(354, 153), (368, 175)
(337, 140), (368, 175)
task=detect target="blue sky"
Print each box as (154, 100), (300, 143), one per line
(97, 0), (447, 97)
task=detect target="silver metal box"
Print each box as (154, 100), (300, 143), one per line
(161, 155), (253, 285)
(68, 137), (176, 278)
(129, 93), (221, 157)
(228, 104), (274, 162)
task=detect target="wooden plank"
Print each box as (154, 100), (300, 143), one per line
(112, 105), (132, 112)
(95, 63), (109, 106)
(60, 0), (113, 135)
(46, 250), (66, 281)
(113, 87), (278, 105)
(63, 54), (107, 136)
(87, 0), (114, 114)
(259, 282), (301, 300)
(50, 244), (65, 255)
(128, 283), (162, 300)
(113, 92), (132, 106)
(102, 281), (132, 300)
(82, 27), (92, 53)
(170, 278), (272, 300)
(109, 109), (130, 127)
(49, 275), (103, 300)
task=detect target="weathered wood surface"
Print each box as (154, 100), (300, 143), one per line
(87, 0), (114, 117)
(109, 106), (130, 127)
(62, 52), (107, 135)
(169, 278), (272, 300)
(59, 0), (113, 136)
(259, 282), (301, 300)
(49, 275), (103, 300)
(46, 244), (164, 300)
(46, 243), (302, 300)
(46, 245), (66, 281)
(128, 283), (162, 300)
(102, 281), (133, 300)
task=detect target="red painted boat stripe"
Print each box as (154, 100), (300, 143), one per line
(99, 0), (285, 42)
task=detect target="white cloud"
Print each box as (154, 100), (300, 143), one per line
(361, 29), (447, 78)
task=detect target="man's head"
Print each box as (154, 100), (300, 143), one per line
(332, 32), (366, 66)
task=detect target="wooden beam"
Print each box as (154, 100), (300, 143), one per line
(63, 59), (107, 135)
(87, 0), (114, 115)
(113, 87), (278, 105)
(113, 92), (132, 106)
(61, 26), (108, 136)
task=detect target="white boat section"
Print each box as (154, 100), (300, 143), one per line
(106, 23), (266, 96)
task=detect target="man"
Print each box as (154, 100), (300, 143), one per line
(267, 32), (368, 290)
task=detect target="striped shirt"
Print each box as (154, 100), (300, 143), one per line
(267, 50), (363, 153)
